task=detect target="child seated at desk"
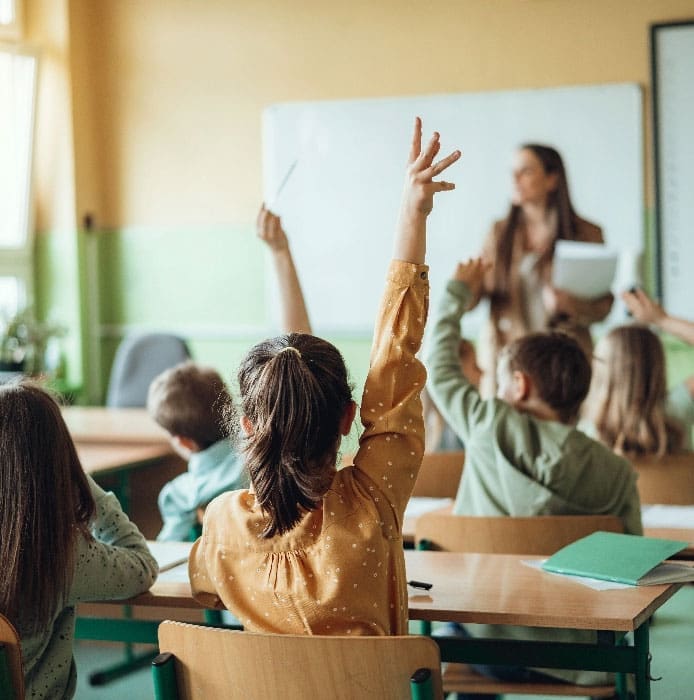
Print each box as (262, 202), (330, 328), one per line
(583, 287), (694, 458)
(0, 381), (157, 699)
(149, 203), (313, 542)
(148, 361), (249, 541)
(426, 258), (642, 690)
(189, 118), (460, 634)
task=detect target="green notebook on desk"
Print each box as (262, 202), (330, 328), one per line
(542, 531), (694, 586)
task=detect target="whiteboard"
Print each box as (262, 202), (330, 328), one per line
(262, 84), (643, 337)
(652, 21), (694, 320)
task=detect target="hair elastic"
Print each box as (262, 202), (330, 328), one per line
(277, 346), (302, 358)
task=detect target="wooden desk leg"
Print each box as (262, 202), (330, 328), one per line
(634, 622), (650, 700)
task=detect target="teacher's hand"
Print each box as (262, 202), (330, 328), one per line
(542, 285), (578, 318)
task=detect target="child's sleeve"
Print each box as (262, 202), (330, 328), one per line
(68, 476), (158, 603)
(351, 260), (429, 514)
(426, 279), (494, 443)
(157, 473), (198, 542)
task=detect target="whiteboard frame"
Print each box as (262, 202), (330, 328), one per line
(650, 19), (694, 308)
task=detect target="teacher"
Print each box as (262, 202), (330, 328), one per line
(476, 144), (613, 393)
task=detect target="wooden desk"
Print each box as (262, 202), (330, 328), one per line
(66, 408), (181, 537)
(644, 528), (694, 559)
(77, 546), (683, 699)
(63, 406), (170, 445)
(77, 443), (173, 476)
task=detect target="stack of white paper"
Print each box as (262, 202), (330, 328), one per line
(552, 240), (618, 298)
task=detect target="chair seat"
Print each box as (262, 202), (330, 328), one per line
(443, 663), (615, 697)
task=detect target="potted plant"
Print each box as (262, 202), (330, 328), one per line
(0, 308), (66, 376)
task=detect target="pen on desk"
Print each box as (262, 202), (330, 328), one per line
(407, 579), (433, 591)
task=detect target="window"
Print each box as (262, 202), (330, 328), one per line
(0, 0), (22, 40)
(0, 44), (37, 320)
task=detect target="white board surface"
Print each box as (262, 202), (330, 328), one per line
(653, 23), (694, 321)
(263, 83), (643, 337)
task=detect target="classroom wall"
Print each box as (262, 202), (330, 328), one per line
(26, 0), (84, 389)
(31, 0), (694, 401)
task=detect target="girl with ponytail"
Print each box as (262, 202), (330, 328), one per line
(190, 118), (460, 635)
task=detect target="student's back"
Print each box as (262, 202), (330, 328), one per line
(0, 381), (157, 699)
(426, 262), (642, 688)
(190, 118), (461, 635)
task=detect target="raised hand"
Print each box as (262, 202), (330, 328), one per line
(621, 288), (665, 326)
(256, 204), (289, 253)
(453, 258), (487, 301)
(402, 117), (460, 218)
(395, 117), (461, 265)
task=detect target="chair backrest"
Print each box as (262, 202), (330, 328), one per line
(154, 621), (442, 700)
(0, 613), (24, 700)
(415, 513), (623, 555)
(106, 333), (191, 407)
(631, 452), (694, 505)
(411, 451), (465, 498)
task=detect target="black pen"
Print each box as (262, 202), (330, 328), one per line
(407, 579), (433, 590)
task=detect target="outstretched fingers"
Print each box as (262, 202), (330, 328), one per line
(408, 117), (423, 165)
(424, 149), (462, 182)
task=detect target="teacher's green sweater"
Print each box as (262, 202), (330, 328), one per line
(426, 279), (642, 686)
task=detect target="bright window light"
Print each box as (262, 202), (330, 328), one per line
(0, 1), (15, 26)
(0, 49), (36, 248)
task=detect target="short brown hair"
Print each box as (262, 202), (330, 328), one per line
(147, 361), (230, 448)
(500, 331), (591, 423)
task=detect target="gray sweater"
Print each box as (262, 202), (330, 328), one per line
(19, 476), (158, 699)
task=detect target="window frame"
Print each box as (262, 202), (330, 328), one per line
(0, 0), (23, 41)
(0, 39), (38, 313)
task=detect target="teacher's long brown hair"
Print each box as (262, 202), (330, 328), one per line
(492, 144), (579, 301)
(0, 381), (95, 634)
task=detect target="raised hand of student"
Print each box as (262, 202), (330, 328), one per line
(395, 117), (460, 264)
(453, 257), (487, 302)
(256, 204), (289, 252)
(623, 287), (694, 347)
(621, 288), (665, 326)
(256, 203), (312, 334)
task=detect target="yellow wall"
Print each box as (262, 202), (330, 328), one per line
(25, 0), (694, 399)
(68, 0), (694, 228)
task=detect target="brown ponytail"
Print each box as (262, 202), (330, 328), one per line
(236, 333), (353, 537)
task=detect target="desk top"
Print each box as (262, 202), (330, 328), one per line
(118, 546), (682, 632)
(63, 407), (170, 445)
(77, 443), (173, 475)
(404, 551), (683, 631)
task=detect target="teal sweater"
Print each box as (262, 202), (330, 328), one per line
(426, 279), (643, 685)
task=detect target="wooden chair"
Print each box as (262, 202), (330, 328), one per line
(632, 452), (694, 505)
(415, 513), (623, 554)
(411, 451), (465, 498)
(152, 621), (443, 699)
(414, 514), (623, 699)
(341, 450), (464, 499)
(0, 613), (24, 700)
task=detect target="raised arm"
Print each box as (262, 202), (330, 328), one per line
(394, 118), (459, 263)
(355, 118), (460, 511)
(623, 288), (694, 346)
(257, 204), (312, 334)
(427, 258), (495, 442)
(623, 288), (694, 398)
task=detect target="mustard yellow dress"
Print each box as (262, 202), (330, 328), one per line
(189, 260), (428, 635)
